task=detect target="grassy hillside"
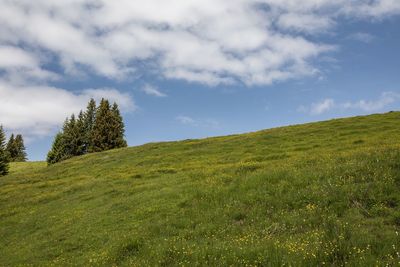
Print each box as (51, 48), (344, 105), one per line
(1, 112), (400, 266)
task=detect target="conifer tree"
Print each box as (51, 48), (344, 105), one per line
(75, 111), (87, 156)
(63, 114), (77, 158)
(47, 98), (128, 164)
(47, 132), (66, 165)
(47, 117), (72, 165)
(110, 102), (127, 148)
(84, 98), (96, 152)
(0, 125), (9, 176)
(5, 134), (15, 161)
(13, 135), (27, 162)
(91, 98), (113, 152)
(5, 134), (27, 162)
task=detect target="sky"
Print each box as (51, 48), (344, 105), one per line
(0, 0), (399, 161)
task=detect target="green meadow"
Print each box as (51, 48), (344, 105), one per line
(1, 112), (400, 266)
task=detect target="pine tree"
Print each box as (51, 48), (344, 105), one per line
(111, 102), (127, 148)
(60, 112), (87, 158)
(75, 111), (87, 156)
(91, 98), (113, 152)
(84, 98), (96, 153)
(87, 99), (127, 152)
(47, 117), (74, 164)
(13, 135), (27, 162)
(46, 98), (128, 164)
(5, 134), (15, 161)
(47, 110), (90, 165)
(47, 132), (66, 165)
(0, 125), (9, 176)
(62, 114), (77, 158)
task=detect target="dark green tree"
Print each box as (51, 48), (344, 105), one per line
(47, 98), (128, 164)
(5, 134), (15, 161)
(47, 115), (80, 165)
(48, 117), (75, 163)
(91, 99), (113, 152)
(0, 126), (9, 176)
(62, 114), (77, 158)
(47, 132), (66, 165)
(75, 111), (87, 156)
(84, 98), (96, 153)
(13, 135), (27, 162)
(110, 102), (127, 148)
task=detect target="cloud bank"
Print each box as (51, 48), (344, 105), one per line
(1, 0), (399, 86)
(0, 0), (400, 138)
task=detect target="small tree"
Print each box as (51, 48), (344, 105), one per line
(110, 102), (127, 149)
(5, 134), (15, 161)
(13, 135), (27, 162)
(47, 132), (66, 165)
(84, 98), (96, 153)
(62, 114), (77, 159)
(91, 98), (113, 152)
(0, 126), (9, 176)
(47, 117), (72, 164)
(5, 133), (27, 162)
(75, 111), (87, 156)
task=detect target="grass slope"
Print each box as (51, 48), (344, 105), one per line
(1, 112), (400, 266)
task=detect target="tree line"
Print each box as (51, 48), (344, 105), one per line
(47, 98), (127, 164)
(1, 98), (126, 175)
(0, 126), (27, 176)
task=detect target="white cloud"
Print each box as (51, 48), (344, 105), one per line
(342, 92), (400, 112)
(0, 45), (60, 84)
(313, 98), (335, 115)
(0, 82), (135, 138)
(141, 84), (166, 97)
(0, 0), (398, 87)
(0, 46), (38, 69)
(299, 92), (400, 115)
(297, 98), (335, 115)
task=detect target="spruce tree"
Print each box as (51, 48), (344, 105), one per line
(47, 132), (66, 165)
(84, 98), (96, 153)
(91, 99), (113, 152)
(90, 99), (127, 152)
(46, 98), (128, 164)
(13, 135), (27, 162)
(5, 134), (15, 161)
(111, 102), (127, 148)
(75, 111), (87, 156)
(47, 110), (91, 165)
(0, 126), (9, 176)
(62, 114), (77, 158)
(47, 117), (75, 163)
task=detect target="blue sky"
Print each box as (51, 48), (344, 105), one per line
(0, 1), (399, 161)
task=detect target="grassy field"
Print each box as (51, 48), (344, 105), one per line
(1, 112), (400, 266)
